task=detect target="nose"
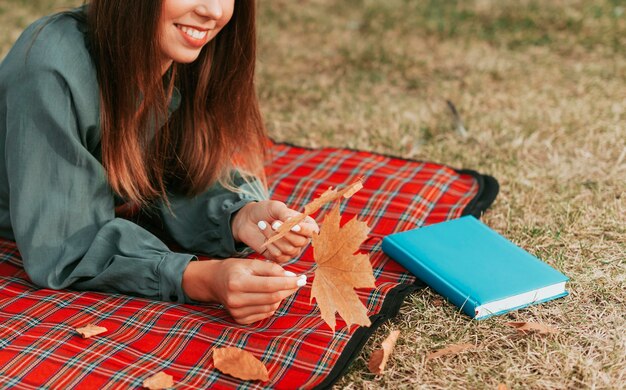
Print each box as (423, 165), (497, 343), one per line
(195, 0), (224, 21)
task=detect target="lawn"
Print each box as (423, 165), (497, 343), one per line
(2, 0), (625, 388)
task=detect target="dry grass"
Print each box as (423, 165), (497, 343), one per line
(2, 0), (625, 388)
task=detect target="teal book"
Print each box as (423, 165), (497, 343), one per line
(382, 216), (569, 319)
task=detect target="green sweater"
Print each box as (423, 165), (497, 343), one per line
(0, 12), (261, 303)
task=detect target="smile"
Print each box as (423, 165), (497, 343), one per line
(176, 24), (208, 40)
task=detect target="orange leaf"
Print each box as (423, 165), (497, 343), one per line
(262, 179), (363, 248)
(75, 324), (107, 339)
(432, 298), (444, 307)
(213, 347), (269, 382)
(506, 321), (557, 335)
(426, 343), (475, 361)
(368, 330), (400, 374)
(303, 180), (363, 215)
(310, 203), (375, 330)
(497, 383), (510, 390)
(142, 371), (174, 389)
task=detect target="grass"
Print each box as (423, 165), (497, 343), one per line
(2, 0), (625, 388)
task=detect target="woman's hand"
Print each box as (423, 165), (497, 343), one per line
(182, 259), (306, 324)
(231, 200), (319, 263)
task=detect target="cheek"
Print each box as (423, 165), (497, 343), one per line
(220, 0), (235, 27)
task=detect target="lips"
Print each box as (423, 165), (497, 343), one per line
(175, 24), (210, 48)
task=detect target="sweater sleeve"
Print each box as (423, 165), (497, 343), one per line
(4, 63), (194, 303)
(156, 176), (267, 258)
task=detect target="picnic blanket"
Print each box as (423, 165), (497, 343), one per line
(0, 142), (498, 389)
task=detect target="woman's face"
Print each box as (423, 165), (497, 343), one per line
(158, 0), (235, 73)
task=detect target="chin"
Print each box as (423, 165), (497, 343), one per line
(175, 52), (202, 64)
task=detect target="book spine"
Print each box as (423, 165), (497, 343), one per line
(382, 236), (479, 318)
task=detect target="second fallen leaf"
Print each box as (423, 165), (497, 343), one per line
(506, 321), (558, 335)
(75, 324), (107, 339)
(213, 347), (269, 382)
(368, 329), (400, 374)
(426, 343), (475, 361)
(142, 371), (174, 390)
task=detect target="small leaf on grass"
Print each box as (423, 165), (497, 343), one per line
(368, 330), (400, 374)
(310, 203), (374, 331)
(432, 298), (444, 307)
(142, 371), (174, 389)
(262, 179), (363, 248)
(75, 324), (107, 339)
(506, 322), (557, 335)
(497, 383), (509, 390)
(213, 347), (269, 382)
(426, 343), (475, 361)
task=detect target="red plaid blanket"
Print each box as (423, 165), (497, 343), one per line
(0, 142), (497, 389)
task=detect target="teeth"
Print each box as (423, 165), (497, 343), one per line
(179, 25), (207, 40)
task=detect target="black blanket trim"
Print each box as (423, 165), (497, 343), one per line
(275, 142), (500, 389)
(314, 283), (421, 389)
(456, 170), (500, 218)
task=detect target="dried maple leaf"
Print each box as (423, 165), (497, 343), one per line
(213, 347), (269, 382)
(310, 203), (375, 330)
(142, 371), (174, 390)
(506, 321), (557, 335)
(75, 324), (107, 339)
(426, 343), (475, 361)
(368, 330), (400, 374)
(262, 179), (363, 248)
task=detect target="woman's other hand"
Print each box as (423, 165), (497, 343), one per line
(231, 200), (319, 263)
(182, 259), (306, 324)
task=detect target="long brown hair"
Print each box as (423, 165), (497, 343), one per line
(87, 0), (267, 205)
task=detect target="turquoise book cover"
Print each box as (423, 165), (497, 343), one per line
(382, 216), (569, 319)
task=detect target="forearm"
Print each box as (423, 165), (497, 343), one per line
(22, 218), (195, 303)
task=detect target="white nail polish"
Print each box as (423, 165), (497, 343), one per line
(258, 220), (268, 230)
(290, 224), (302, 233)
(298, 274), (307, 280)
(271, 221), (282, 230)
(284, 271), (296, 277)
(296, 278), (307, 287)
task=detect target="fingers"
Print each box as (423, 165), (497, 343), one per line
(223, 259), (308, 324)
(244, 272), (306, 294)
(257, 220), (304, 262)
(264, 201), (319, 239)
(228, 286), (302, 324)
(247, 259), (291, 277)
(264, 200), (298, 223)
(252, 201), (320, 262)
(228, 260), (307, 292)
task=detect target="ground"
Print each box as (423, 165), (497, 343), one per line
(2, 1), (624, 388)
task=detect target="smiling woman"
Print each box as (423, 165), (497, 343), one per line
(159, 0), (234, 71)
(0, 0), (318, 325)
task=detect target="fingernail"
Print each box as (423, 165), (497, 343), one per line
(296, 278), (307, 287)
(258, 220), (268, 230)
(290, 224), (302, 233)
(271, 221), (282, 230)
(298, 274), (307, 280)
(284, 271), (296, 277)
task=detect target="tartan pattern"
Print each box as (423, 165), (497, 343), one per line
(0, 142), (481, 389)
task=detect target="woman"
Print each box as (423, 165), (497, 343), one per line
(0, 0), (317, 325)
